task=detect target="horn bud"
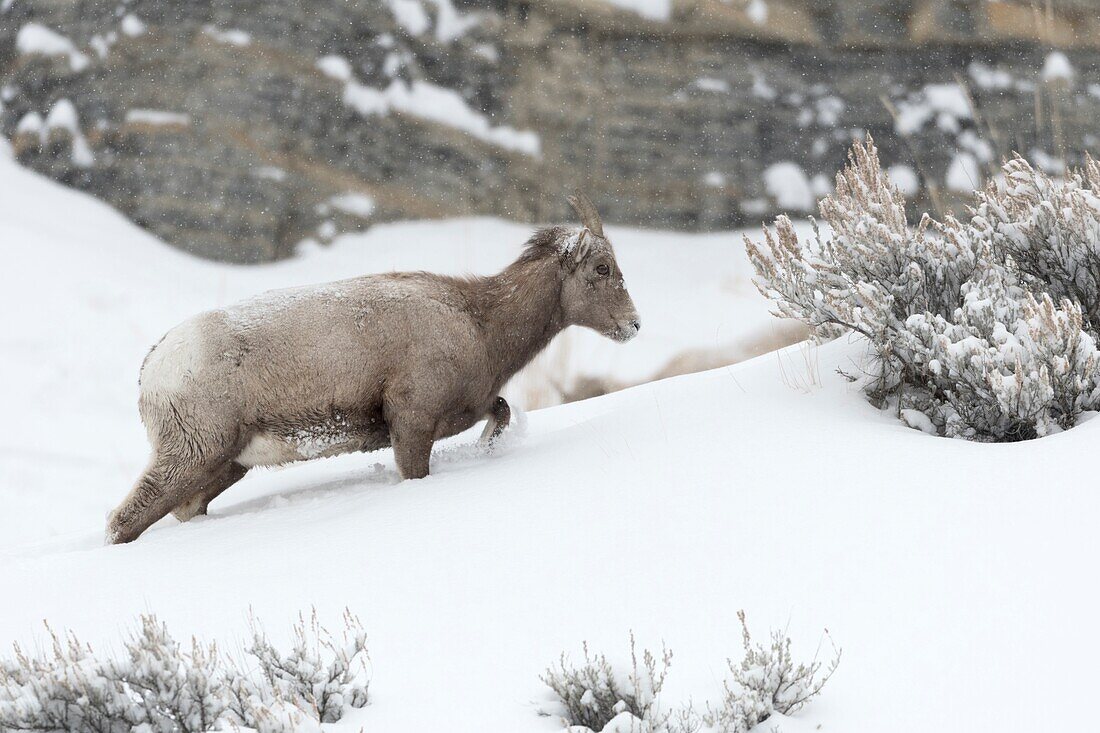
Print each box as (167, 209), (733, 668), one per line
(567, 190), (605, 238)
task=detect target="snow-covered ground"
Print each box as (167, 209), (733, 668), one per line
(2, 150), (1099, 733)
(0, 145), (783, 548)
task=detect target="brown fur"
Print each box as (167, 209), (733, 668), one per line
(106, 197), (639, 543)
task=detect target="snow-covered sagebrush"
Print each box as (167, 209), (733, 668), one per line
(541, 633), (674, 732)
(542, 617), (837, 733)
(747, 138), (1100, 440)
(0, 610), (369, 732)
(702, 611), (840, 733)
(246, 609), (370, 723)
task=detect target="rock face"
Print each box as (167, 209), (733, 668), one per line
(2, 0), (1100, 261)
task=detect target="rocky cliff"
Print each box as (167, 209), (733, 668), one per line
(2, 0), (1099, 261)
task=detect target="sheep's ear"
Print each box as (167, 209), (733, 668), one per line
(572, 228), (592, 266)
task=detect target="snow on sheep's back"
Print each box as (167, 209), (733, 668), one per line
(2, 152), (1100, 732)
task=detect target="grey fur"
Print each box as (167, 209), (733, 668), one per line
(106, 203), (640, 543)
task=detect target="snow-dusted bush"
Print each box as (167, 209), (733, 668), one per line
(541, 633), (673, 732)
(246, 609), (370, 723)
(747, 137), (1100, 440)
(542, 619), (837, 733)
(702, 611), (839, 733)
(975, 155), (1100, 330)
(0, 610), (369, 732)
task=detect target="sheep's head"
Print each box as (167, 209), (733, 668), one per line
(559, 191), (641, 343)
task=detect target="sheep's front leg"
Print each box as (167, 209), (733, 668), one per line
(479, 396), (511, 451)
(390, 420), (434, 479)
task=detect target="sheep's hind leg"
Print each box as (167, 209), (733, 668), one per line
(107, 455), (231, 544)
(479, 396), (511, 451)
(171, 461), (248, 522)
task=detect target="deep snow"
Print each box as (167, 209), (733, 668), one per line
(1, 151), (1099, 732)
(0, 147), (780, 549)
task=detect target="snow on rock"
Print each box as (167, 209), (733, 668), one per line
(604, 0), (671, 20)
(427, 0), (481, 42)
(120, 14), (146, 37)
(386, 81), (539, 155)
(15, 111), (44, 137)
(969, 61), (1014, 91)
(1030, 148), (1066, 174)
(343, 81), (390, 116)
(946, 152), (980, 193)
(44, 98), (80, 134)
(89, 34), (112, 58)
(343, 78), (540, 156)
(752, 71), (777, 100)
(1042, 51), (1074, 83)
(125, 109), (191, 126)
(386, 0), (431, 35)
(16, 23), (90, 72)
(746, 0), (768, 24)
(957, 129), (994, 163)
(202, 25), (252, 46)
(894, 83), (971, 135)
(887, 164), (920, 196)
(704, 171), (727, 187)
(256, 165), (287, 181)
(317, 54), (354, 82)
(45, 99), (94, 167)
(813, 95), (845, 126)
(328, 192), (376, 218)
(764, 161), (815, 212)
(694, 77), (730, 93)
(923, 83), (971, 118)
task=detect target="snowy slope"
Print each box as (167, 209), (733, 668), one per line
(2, 152), (1100, 733)
(0, 148), (780, 548)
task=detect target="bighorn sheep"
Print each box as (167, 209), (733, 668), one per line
(106, 193), (640, 543)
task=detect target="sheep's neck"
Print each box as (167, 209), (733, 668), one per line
(479, 258), (566, 390)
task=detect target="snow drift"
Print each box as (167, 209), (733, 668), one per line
(0, 151), (1098, 733)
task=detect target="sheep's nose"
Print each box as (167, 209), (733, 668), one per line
(630, 319), (641, 333)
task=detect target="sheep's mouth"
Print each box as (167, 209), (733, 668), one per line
(607, 320), (641, 343)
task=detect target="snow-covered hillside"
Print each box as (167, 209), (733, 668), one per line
(2, 149), (1099, 733)
(0, 146), (783, 548)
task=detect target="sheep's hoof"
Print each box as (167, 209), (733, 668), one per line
(104, 521), (129, 545)
(479, 397), (511, 453)
(171, 495), (208, 523)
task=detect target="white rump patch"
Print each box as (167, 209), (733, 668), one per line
(140, 320), (207, 398)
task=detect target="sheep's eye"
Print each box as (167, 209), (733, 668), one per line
(596, 264), (610, 277)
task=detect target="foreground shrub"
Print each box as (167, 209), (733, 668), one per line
(541, 633), (673, 732)
(542, 615), (837, 733)
(0, 610), (369, 732)
(702, 612), (840, 733)
(747, 138), (1100, 440)
(246, 609), (370, 723)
